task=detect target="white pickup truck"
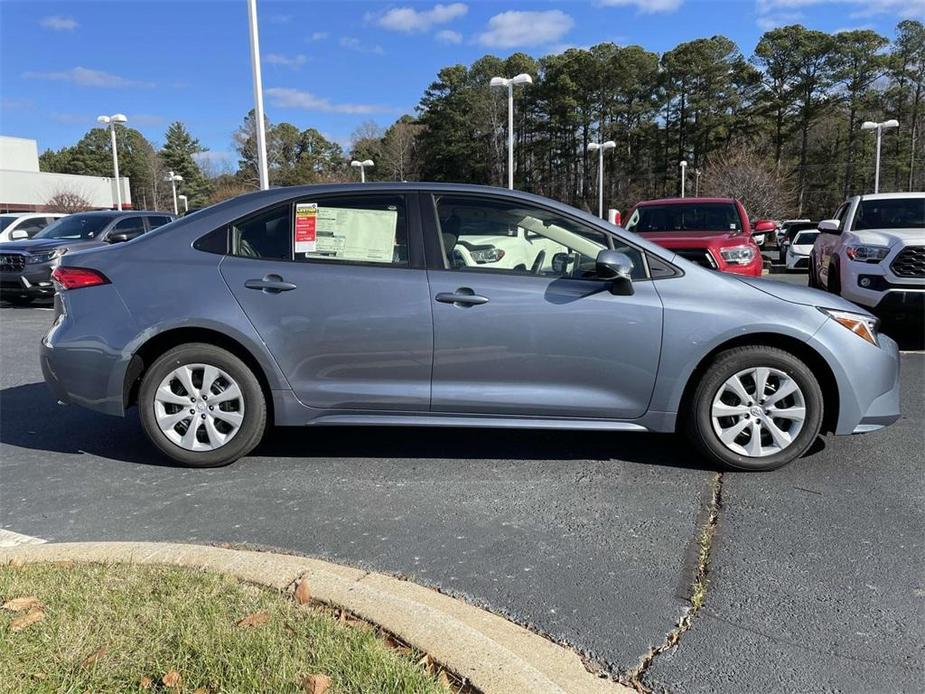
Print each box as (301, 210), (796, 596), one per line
(810, 192), (924, 320)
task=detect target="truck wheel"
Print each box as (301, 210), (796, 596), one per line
(685, 346), (823, 471)
(827, 261), (841, 295)
(138, 343), (267, 467)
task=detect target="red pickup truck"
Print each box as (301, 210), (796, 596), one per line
(621, 197), (768, 277)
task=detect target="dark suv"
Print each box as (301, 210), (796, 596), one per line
(0, 210), (174, 305)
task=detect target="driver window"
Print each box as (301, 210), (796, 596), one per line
(434, 195), (645, 280)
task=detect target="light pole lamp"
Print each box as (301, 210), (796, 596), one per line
(679, 160), (688, 198)
(177, 194), (189, 214)
(587, 140), (616, 218)
(165, 171), (184, 215)
(97, 113), (127, 210)
(490, 73), (532, 190)
(694, 168), (702, 197)
(861, 119), (899, 194)
(350, 159), (374, 183)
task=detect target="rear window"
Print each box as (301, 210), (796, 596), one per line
(625, 203), (741, 233)
(854, 198), (924, 230)
(792, 231), (819, 245)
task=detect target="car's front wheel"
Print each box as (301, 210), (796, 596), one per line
(138, 343), (267, 467)
(686, 346), (823, 471)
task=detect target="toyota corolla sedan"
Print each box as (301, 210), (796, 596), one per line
(41, 184), (901, 471)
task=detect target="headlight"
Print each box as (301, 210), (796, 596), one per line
(719, 245), (755, 265)
(818, 307), (879, 346)
(470, 247), (505, 264)
(26, 249), (65, 264)
(845, 244), (889, 263)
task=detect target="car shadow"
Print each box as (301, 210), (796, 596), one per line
(0, 382), (729, 471)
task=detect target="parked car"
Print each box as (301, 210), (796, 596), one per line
(775, 219), (811, 247)
(810, 192), (924, 321)
(0, 213), (67, 242)
(750, 219), (777, 248)
(0, 210), (174, 305)
(778, 221), (818, 263)
(785, 229), (819, 271)
(622, 197), (764, 276)
(41, 184), (899, 471)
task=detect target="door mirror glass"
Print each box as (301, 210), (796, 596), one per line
(818, 219), (840, 234)
(596, 249), (635, 295)
(9, 229), (28, 240)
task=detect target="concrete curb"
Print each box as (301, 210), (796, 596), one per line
(0, 542), (631, 694)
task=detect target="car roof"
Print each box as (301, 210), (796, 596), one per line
(0, 212), (62, 218)
(853, 192), (925, 201)
(633, 197), (736, 207)
(69, 210), (173, 217)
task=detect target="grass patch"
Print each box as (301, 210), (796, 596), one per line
(0, 562), (450, 693)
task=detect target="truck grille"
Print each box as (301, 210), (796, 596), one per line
(891, 246), (925, 278)
(0, 253), (25, 273)
(675, 249), (718, 270)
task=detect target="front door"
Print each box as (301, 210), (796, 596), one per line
(219, 193), (433, 411)
(423, 193), (663, 419)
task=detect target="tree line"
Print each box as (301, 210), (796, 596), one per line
(39, 20), (923, 220)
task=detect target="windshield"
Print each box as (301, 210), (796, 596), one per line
(793, 231), (819, 245)
(625, 203), (741, 233)
(0, 216), (18, 231)
(854, 198), (925, 230)
(36, 215), (112, 240)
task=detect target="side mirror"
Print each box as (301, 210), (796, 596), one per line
(818, 219), (840, 234)
(753, 220), (776, 233)
(10, 229), (28, 240)
(608, 209), (622, 226)
(108, 230), (141, 243)
(596, 249), (635, 296)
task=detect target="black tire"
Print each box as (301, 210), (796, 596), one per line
(807, 256), (818, 288)
(138, 343), (266, 467)
(827, 261), (841, 295)
(685, 346), (824, 471)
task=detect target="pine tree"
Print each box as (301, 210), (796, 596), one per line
(160, 121), (210, 206)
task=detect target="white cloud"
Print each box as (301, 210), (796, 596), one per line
(598, 0), (682, 12)
(310, 31), (328, 41)
(265, 87), (393, 114)
(435, 29), (463, 44)
(264, 53), (308, 69)
(339, 36), (385, 54)
(478, 10), (574, 48)
(22, 67), (153, 89)
(757, 0), (924, 18)
(51, 112), (165, 126)
(756, 11), (803, 30)
(374, 3), (468, 33)
(40, 15), (78, 31)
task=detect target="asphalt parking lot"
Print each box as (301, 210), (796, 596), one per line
(1, 278), (922, 693)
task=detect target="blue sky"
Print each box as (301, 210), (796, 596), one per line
(1, 0), (921, 167)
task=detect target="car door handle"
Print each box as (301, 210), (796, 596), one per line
(244, 274), (297, 293)
(435, 289), (489, 306)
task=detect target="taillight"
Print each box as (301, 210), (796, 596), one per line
(51, 266), (110, 290)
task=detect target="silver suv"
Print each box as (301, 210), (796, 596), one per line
(810, 193), (924, 320)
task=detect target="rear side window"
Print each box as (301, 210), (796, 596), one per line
(111, 217), (146, 235)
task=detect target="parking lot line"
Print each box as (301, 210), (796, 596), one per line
(0, 529), (47, 548)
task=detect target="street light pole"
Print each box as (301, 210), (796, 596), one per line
(587, 140), (616, 218)
(165, 171), (184, 215)
(680, 160), (688, 198)
(861, 119), (899, 194)
(490, 73), (532, 190)
(247, 0), (270, 191)
(350, 159), (374, 182)
(97, 113), (127, 210)
(694, 169), (701, 197)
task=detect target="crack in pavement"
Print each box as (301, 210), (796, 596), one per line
(625, 471), (725, 693)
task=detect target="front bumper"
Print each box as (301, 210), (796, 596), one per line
(0, 262), (55, 298)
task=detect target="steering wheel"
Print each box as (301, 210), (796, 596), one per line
(530, 250), (547, 275)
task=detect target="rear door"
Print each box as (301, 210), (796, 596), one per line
(218, 192), (434, 411)
(422, 192), (663, 419)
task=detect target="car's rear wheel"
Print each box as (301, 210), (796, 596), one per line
(138, 343), (266, 467)
(685, 346), (823, 471)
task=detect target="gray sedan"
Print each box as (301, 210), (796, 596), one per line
(40, 184), (900, 470)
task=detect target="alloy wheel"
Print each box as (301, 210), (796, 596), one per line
(710, 367), (806, 458)
(153, 363), (245, 451)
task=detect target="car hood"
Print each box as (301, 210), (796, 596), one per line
(849, 227), (925, 247)
(637, 230), (748, 248)
(735, 276), (868, 314)
(0, 238), (103, 254)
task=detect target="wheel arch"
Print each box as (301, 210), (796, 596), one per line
(123, 327), (276, 423)
(678, 332), (840, 434)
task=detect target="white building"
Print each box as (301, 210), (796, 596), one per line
(0, 135), (131, 212)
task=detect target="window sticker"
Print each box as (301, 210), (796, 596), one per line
(294, 203), (318, 253)
(304, 206), (398, 263)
